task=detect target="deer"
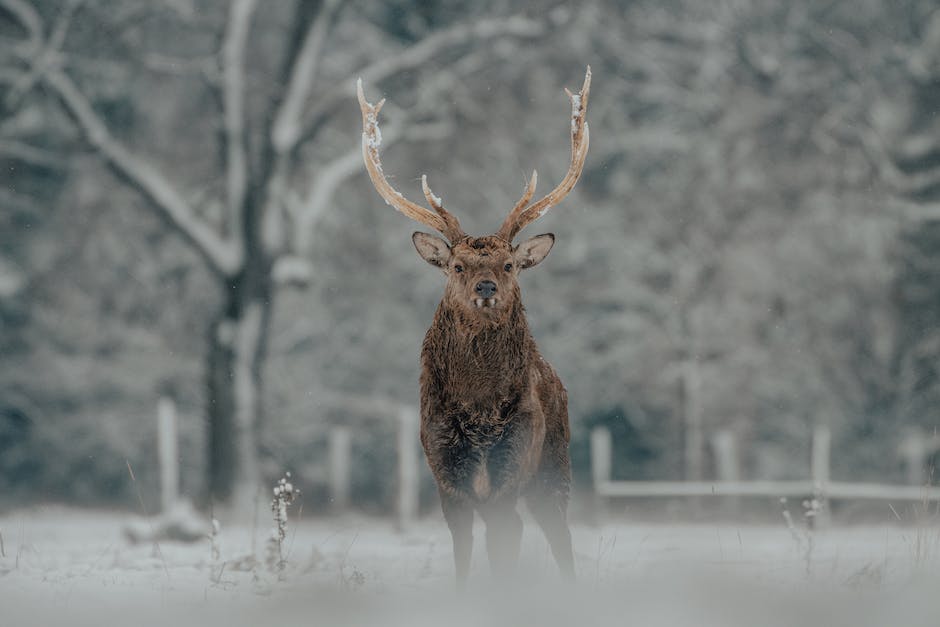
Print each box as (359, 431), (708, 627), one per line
(357, 67), (590, 586)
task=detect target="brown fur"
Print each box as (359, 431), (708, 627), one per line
(414, 234), (574, 585)
(359, 70), (590, 586)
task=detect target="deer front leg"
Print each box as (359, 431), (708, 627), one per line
(422, 411), (480, 588)
(478, 496), (523, 577)
(527, 429), (575, 579)
(439, 489), (474, 589)
(527, 489), (574, 579)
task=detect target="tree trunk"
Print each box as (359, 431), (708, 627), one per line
(206, 265), (273, 517)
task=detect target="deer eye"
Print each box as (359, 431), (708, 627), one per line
(454, 264), (463, 273)
(504, 263), (513, 272)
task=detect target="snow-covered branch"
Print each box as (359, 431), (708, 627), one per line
(290, 144), (365, 258)
(2, 0), (241, 275)
(0, 139), (68, 170)
(298, 14), (545, 144)
(270, 0), (342, 154)
(1, 0), (80, 109)
(43, 68), (242, 276)
(287, 117), (450, 271)
(0, 0), (43, 52)
(255, 0), (344, 258)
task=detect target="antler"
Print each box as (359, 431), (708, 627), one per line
(497, 67), (591, 242)
(357, 79), (466, 243)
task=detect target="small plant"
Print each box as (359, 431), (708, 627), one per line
(844, 561), (885, 589)
(340, 565), (366, 590)
(336, 532), (365, 590)
(908, 467), (939, 573)
(207, 517), (221, 562)
(889, 467), (940, 577)
(802, 493), (823, 529)
(780, 494), (821, 576)
(267, 472), (300, 576)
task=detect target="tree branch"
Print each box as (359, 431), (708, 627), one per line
(273, 115), (451, 288)
(221, 0), (256, 261)
(854, 120), (940, 208)
(43, 68), (242, 276)
(0, 139), (68, 169)
(297, 14), (545, 145)
(270, 0), (342, 155)
(2, 0), (241, 275)
(0, 0), (43, 52)
(290, 118), (452, 256)
(5, 0), (81, 110)
(290, 144), (363, 256)
(254, 0), (343, 258)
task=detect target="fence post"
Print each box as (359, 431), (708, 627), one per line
(711, 429), (740, 513)
(590, 427), (613, 517)
(811, 424), (831, 527)
(711, 429), (741, 481)
(899, 428), (927, 486)
(157, 396), (179, 513)
(397, 406), (420, 530)
(328, 426), (352, 513)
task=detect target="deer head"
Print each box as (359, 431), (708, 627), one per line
(357, 68), (590, 322)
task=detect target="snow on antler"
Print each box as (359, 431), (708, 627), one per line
(497, 66), (591, 242)
(357, 79), (465, 243)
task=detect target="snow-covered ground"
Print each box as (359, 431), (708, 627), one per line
(2, 506), (939, 626)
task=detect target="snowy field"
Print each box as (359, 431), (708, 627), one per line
(2, 507), (940, 626)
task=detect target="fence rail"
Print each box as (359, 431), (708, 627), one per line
(594, 479), (940, 501)
(591, 425), (940, 510)
(153, 396), (423, 528)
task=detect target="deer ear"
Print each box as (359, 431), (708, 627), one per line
(412, 232), (451, 269)
(514, 233), (554, 269)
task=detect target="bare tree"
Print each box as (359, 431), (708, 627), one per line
(0, 0), (544, 515)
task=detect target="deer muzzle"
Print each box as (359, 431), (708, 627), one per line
(475, 280), (497, 298)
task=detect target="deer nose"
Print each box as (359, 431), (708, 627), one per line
(475, 280), (497, 298)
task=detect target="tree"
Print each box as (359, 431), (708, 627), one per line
(0, 0), (544, 514)
(533, 0), (911, 480)
(869, 7), (940, 444)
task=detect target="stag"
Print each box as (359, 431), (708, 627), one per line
(358, 68), (590, 585)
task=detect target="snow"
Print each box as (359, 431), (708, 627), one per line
(2, 507), (940, 626)
(367, 120), (382, 149)
(570, 93), (582, 132)
(423, 177), (443, 207)
(362, 123), (382, 152)
(361, 134), (384, 175)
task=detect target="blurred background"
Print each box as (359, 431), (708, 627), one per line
(0, 0), (938, 520)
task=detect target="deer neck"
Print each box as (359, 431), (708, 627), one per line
(428, 300), (533, 396)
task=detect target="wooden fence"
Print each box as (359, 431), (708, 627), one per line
(157, 394), (940, 527)
(155, 396), (423, 529)
(590, 424), (940, 514)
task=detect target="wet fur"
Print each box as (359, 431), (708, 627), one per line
(417, 236), (574, 584)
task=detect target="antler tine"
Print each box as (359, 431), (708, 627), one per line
(357, 79), (465, 243)
(496, 170), (538, 241)
(421, 175), (444, 213)
(421, 175), (466, 242)
(497, 67), (591, 242)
